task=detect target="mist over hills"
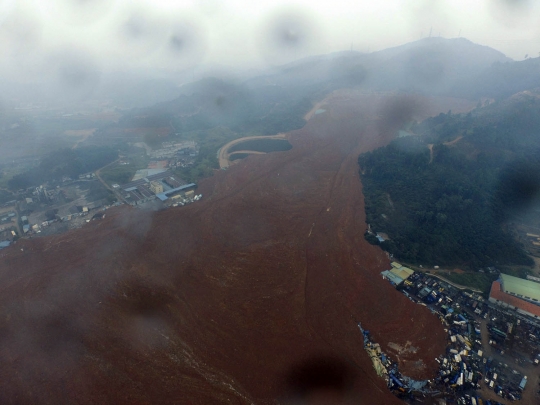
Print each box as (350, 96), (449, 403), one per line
(133, 37), (538, 126)
(3, 37), (539, 111)
(240, 38), (511, 96)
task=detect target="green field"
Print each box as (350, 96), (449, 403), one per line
(100, 155), (148, 185)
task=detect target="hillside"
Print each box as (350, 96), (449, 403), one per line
(359, 90), (540, 268)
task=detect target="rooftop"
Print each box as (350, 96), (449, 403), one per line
(490, 281), (540, 318)
(381, 270), (403, 285)
(390, 267), (414, 280)
(500, 273), (540, 302)
(155, 183), (196, 201)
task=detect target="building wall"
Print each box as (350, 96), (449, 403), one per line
(489, 297), (540, 320)
(149, 181), (164, 194)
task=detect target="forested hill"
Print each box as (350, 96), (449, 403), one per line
(358, 91), (540, 268)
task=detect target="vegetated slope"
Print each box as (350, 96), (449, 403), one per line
(0, 92), (452, 405)
(359, 91), (540, 268)
(7, 146), (118, 190)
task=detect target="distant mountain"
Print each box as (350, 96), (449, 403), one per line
(121, 37), (540, 140)
(244, 37), (513, 97)
(457, 56), (540, 99)
(122, 37), (540, 122)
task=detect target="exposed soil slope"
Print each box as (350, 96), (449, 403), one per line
(0, 92), (457, 405)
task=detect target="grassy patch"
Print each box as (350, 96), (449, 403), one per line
(440, 271), (498, 294)
(100, 155), (148, 185)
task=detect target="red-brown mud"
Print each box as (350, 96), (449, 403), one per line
(0, 92), (470, 404)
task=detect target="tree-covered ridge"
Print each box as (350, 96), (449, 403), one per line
(359, 95), (540, 268)
(8, 146), (118, 190)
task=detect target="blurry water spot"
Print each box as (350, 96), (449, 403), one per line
(260, 7), (320, 66)
(123, 14), (147, 38)
(116, 8), (167, 60)
(495, 160), (540, 221)
(159, 18), (207, 71)
(170, 35), (184, 51)
(283, 356), (357, 404)
(270, 13), (311, 49)
(377, 95), (422, 136)
(51, 50), (101, 101)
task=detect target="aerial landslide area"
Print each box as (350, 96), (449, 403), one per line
(0, 92), (463, 404)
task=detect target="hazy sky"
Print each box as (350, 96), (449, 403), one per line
(1, 0), (540, 81)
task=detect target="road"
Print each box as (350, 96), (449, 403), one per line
(218, 133), (286, 169)
(94, 159), (127, 204)
(218, 94), (337, 169)
(428, 144), (434, 163)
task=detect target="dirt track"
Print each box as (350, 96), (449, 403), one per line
(0, 91), (467, 405)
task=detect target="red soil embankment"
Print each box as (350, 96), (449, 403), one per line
(0, 92), (451, 405)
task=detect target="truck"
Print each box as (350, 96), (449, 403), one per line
(519, 376), (527, 391)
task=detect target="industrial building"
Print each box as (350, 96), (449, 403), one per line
(155, 183), (196, 202)
(149, 181), (164, 194)
(489, 273), (540, 319)
(119, 172), (189, 206)
(381, 262), (415, 286)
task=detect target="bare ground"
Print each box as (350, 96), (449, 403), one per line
(0, 91), (469, 405)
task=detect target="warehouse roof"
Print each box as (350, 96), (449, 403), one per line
(490, 281), (540, 318)
(390, 267), (414, 280)
(381, 270), (404, 285)
(155, 183), (196, 201)
(500, 273), (540, 302)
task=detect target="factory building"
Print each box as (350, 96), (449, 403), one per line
(381, 262), (415, 286)
(489, 273), (540, 319)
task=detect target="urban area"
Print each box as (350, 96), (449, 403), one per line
(362, 262), (540, 404)
(0, 140), (201, 250)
